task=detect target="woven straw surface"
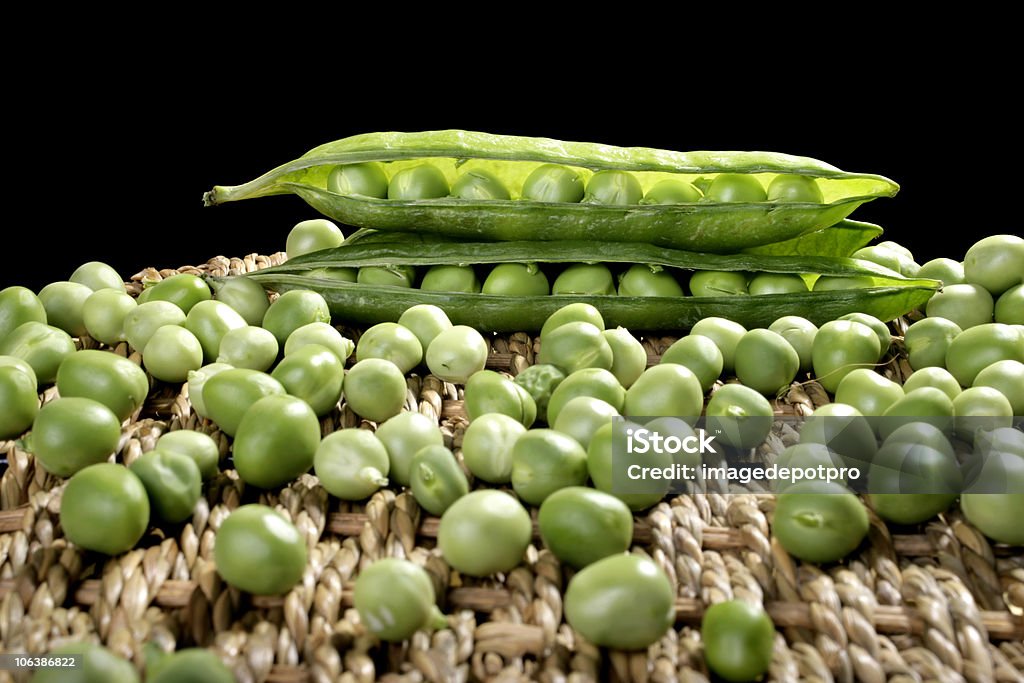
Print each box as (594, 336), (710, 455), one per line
(0, 253), (1022, 683)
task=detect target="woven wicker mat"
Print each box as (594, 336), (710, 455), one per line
(0, 253), (1022, 683)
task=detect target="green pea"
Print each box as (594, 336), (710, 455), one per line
(583, 170), (643, 205)
(420, 264), (481, 293)
(451, 169), (510, 200)
(904, 317), (962, 371)
(147, 649), (233, 683)
(216, 325), (279, 371)
(902, 366), (962, 401)
(59, 463), (148, 555)
(328, 162), (389, 198)
(410, 444), (469, 515)
(945, 323), (1024, 386)
(772, 443), (848, 492)
(464, 369), (536, 427)
(927, 283), (996, 330)
(953, 387), (1013, 441)
(0, 360), (38, 440)
(375, 411), (445, 486)
(537, 486), (632, 569)
(640, 179), (701, 204)
(357, 265), (416, 288)
(209, 275), (271, 326)
(689, 271), (749, 297)
(425, 325), (488, 384)
(284, 321), (354, 364)
(82, 289), (137, 345)
(29, 397), (122, 477)
(308, 266), (359, 281)
(748, 273), (808, 295)
(397, 304), (453, 353)
(812, 320), (881, 394)
(704, 174), (767, 202)
(995, 284), (1024, 325)
(143, 325), (204, 383)
(0, 321), (75, 385)
(878, 388), (955, 442)
(917, 258), (966, 287)
(460, 412), (525, 484)
(963, 234), (1024, 297)
(624, 364), (703, 420)
(353, 559), (447, 642)
(546, 367), (625, 426)
(552, 263), (616, 295)
(513, 364), (566, 423)
(437, 490), (531, 576)
(286, 219), (345, 259)
(973, 359), (1024, 416)
(214, 504), (307, 595)
(56, 349), (150, 421)
(356, 322), (423, 374)
(31, 641), (139, 683)
(705, 384), (773, 450)
(0, 286), (47, 344)
(510, 428), (589, 506)
(768, 315), (818, 373)
(537, 321), (614, 375)
(813, 275), (876, 291)
(618, 264), (684, 297)
(144, 274), (212, 314)
(734, 328), (800, 396)
(767, 174), (823, 202)
(602, 327), (647, 389)
(772, 481), (869, 563)
(185, 300), (247, 361)
(481, 263), (550, 296)
(800, 403), (877, 471)
(261, 289), (331, 345)
(521, 164), (584, 203)
(701, 600), (775, 683)
(539, 303), (605, 342)
(314, 428), (390, 500)
(271, 344), (345, 416)
(852, 245), (904, 273)
(660, 335), (724, 393)
(588, 419), (670, 510)
(70, 261), (124, 292)
(552, 396), (619, 450)
(156, 430), (221, 480)
(124, 301), (187, 352)
(834, 368), (904, 416)
(233, 394), (320, 488)
(129, 450), (202, 522)
(185, 362), (233, 419)
(388, 164), (450, 200)
(690, 317), (748, 374)
(344, 358), (408, 422)
(38, 281), (93, 337)
(201, 368), (286, 436)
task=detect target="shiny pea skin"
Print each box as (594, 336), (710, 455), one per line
(588, 420), (670, 510)
(641, 178), (701, 204)
(552, 263), (616, 295)
(420, 265), (481, 293)
(201, 368), (286, 436)
(482, 263), (550, 296)
(618, 264), (684, 297)
(185, 362), (233, 419)
(156, 429), (221, 480)
(701, 600), (775, 683)
(546, 368), (625, 426)
(123, 301), (186, 352)
(147, 649), (233, 683)
(388, 164), (449, 200)
(0, 322), (76, 385)
(513, 363), (566, 423)
(973, 359), (1024, 415)
(963, 234), (1024, 296)
(261, 289), (331, 345)
(144, 274), (212, 314)
(834, 368), (904, 416)
(286, 219), (344, 259)
(564, 553), (675, 650)
(0, 286), (47, 343)
(539, 303), (605, 342)
(537, 321), (614, 375)
(917, 258), (966, 287)
(602, 327), (647, 389)
(56, 349), (150, 421)
(995, 284), (1024, 324)
(210, 276), (271, 326)
(584, 170), (643, 205)
(811, 320), (881, 394)
(945, 323), (1024, 386)
(660, 334), (724, 392)
(625, 364), (703, 421)
(705, 383), (773, 450)
(904, 317), (962, 370)
(129, 450), (202, 522)
(772, 481), (869, 563)
(216, 325), (279, 371)
(29, 397), (122, 477)
(271, 344), (345, 416)
(70, 261), (124, 292)
(357, 265), (416, 288)
(926, 283), (994, 330)
(375, 411), (445, 486)
(877, 388), (955, 442)
(314, 428), (390, 500)
(800, 403), (877, 470)
(284, 321), (354, 363)
(397, 304), (453, 353)
(142, 325), (204, 383)
(437, 490), (532, 576)
(902, 366), (962, 400)
(425, 325), (488, 384)
(690, 317), (748, 374)
(810, 274), (875, 291)
(232, 394), (320, 488)
(552, 396), (619, 450)
(214, 504), (307, 595)
(410, 444), (470, 515)
(31, 641), (139, 683)
(0, 361), (38, 439)
(521, 164), (584, 203)
(952, 387), (1013, 440)
(766, 174), (823, 203)
(356, 322), (423, 374)
(511, 428), (589, 505)
(59, 463), (149, 555)
(768, 315), (817, 373)
(748, 272), (808, 296)
(704, 174), (767, 202)
(328, 162), (389, 198)
(852, 245), (904, 273)
(354, 558), (447, 642)
(344, 358), (408, 422)
(465, 369), (536, 427)
(460, 412), (525, 483)
(689, 270), (749, 297)
(734, 328), (800, 396)
(451, 169), (510, 200)
(537, 486), (632, 569)
(83, 289), (137, 345)
(38, 281), (93, 337)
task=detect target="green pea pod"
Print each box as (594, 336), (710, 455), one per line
(742, 219), (885, 258)
(205, 130), (898, 253)
(243, 239), (939, 332)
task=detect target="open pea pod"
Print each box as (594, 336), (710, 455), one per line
(243, 240), (938, 332)
(741, 219), (885, 258)
(204, 130), (898, 253)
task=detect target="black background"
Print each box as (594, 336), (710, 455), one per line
(3, 61), (1013, 292)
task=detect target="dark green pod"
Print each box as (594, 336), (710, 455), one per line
(241, 239), (938, 332)
(205, 130), (898, 253)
